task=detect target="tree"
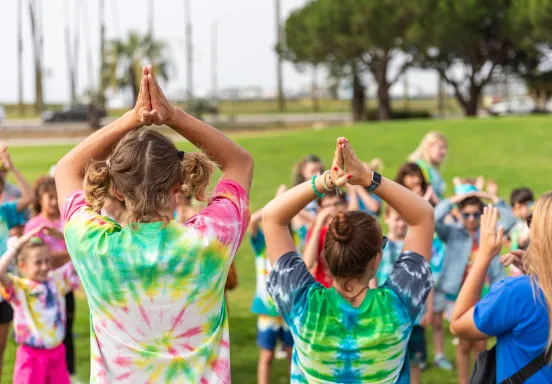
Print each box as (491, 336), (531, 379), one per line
(28, 0), (44, 114)
(419, 0), (545, 116)
(280, 0), (424, 121)
(105, 31), (170, 105)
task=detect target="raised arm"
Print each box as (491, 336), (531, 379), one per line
(340, 139), (435, 261)
(263, 145), (349, 266)
(0, 144), (33, 211)
(55, 66), (154, 204)
(146, 68), (253, 196)
(0, 224), (46, 287)
(249, 210), (263, 238)
(303, 208), (333, 272)
(450, 205), (503, 340)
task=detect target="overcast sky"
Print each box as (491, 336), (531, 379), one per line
(0, 0), (438, 104)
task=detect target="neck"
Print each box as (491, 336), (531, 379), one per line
(387, 233), (404, 242)
(333, 277), (372, 308)
(41, 211), (59, 221)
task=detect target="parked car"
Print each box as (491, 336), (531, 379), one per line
(0, 106), (5, 125)
(42, 104), (106, 123)
(488, 96), (536, 116)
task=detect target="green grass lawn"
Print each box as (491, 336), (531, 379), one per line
(3, 115), (551, 383)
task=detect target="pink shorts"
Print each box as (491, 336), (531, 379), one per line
(14, 343), (70, 384)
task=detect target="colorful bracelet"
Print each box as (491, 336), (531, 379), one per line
(311, 175), (325, 198)
(322, 171), (333, 191)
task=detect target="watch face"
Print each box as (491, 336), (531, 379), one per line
(373, 172), (382, 185)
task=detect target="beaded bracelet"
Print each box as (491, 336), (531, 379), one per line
(311, 175), (325, 198)
(322, 171), (334, 191)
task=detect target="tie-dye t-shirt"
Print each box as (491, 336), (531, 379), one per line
(250, 229), (299, 317)
(61, 180), (249, 384)
(268, 251), (433, 383)
(376, 239), (403, 285)
(0, 262), (79, 348)
(24, 215), (67, 254)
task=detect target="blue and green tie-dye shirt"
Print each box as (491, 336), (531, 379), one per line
(268, 251), (433, 384)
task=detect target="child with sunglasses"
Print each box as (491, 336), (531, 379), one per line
(434, 190), (517, 384)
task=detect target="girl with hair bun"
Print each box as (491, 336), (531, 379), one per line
(54, 65), (253, 383)
(263, 137), (435, 383)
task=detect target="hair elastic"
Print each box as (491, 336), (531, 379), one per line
(177, 151), (185, 160)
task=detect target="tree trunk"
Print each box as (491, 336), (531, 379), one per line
(29, 1), (44, 114)
(17, 0), (24, 116)
(462, 84), (481, 116)
(311, 66), (320, 112)
(374, 53), (391, 121)
(351, 67), (365, 122)
(129, 65), (139, 105)
(98, 0), (106, 109)
(275, 0), (285, 111)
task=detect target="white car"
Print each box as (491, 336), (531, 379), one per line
(0, 106), (5, 125)
(489, 97), (536, 116)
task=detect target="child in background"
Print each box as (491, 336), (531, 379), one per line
(291, 155), (324, 243)
(347, 158), (384, 217)
(374, 206), (433, 384)
(249, 185), (294, 384)
(409, 131), (448, 200)
(0, 225), (79, 384)
(24, 176), (78, 378)
(508, 187), (534, 252)
(434, 191), (517, 384)
(395, 162), (450, 370)
(0, 143), (34, 379)
(303, 189), (348, 288)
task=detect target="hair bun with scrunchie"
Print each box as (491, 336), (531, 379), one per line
(329, 212), (353, 243)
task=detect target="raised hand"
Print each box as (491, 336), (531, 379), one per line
(486, 179), (499, 197)
(147, 65), (176, 125)
(0, 143), (13, 171)
(499, 250), (526, 274)
(16, 224), (47, 249)
(132, 66), (153, 126)
(275, 184), (287, 197)
(336, 137), (371, 187)
(475, 175), (485, 191)
(479, 205), (504, 259)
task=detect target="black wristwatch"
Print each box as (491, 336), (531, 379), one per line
(365, 171), (382, 192)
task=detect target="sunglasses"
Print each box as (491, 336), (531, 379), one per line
(382, 236), (388, 250)
(461, 212), (482, 220)
(527, 214), (532, 228)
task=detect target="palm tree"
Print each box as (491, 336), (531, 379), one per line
(28, 0), (44, 113)
(105, 31), (170, 105)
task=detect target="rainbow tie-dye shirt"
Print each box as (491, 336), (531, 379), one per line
(268, 251), (432, 383)
(0, 262), (79, 348)
(61, 181), (249, 384)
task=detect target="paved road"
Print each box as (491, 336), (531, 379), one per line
(1, 112), (351, 131)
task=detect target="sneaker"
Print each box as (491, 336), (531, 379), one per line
(419, 361), (428, 371)
(275, 347), (287, 360)
(434, 355), (454, 371)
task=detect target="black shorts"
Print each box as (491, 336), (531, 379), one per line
(408, 325), (427, 365)
(0, 301), (13, 324)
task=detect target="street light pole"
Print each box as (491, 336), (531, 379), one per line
(185, 0), (194, 102)
(275, 0), (285, 111)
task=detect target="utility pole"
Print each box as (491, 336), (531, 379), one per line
(185, 0), (194, 102)
(148, 0), (154, 38)
(211, 21), (218, 102)
(275, 0), (285, 111)
(98, 0), (106, 108)
(403, 70), (409, 111)
(17, 0), (24, 115)
(82, 0), (94, 91)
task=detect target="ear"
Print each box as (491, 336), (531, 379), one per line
(113, 187), (125, 202)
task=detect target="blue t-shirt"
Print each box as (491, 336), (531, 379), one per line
(474, 276), (552, 384)
(0, 201), (26, 255)
(357, 193), (382, 217)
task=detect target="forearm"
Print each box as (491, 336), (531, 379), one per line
(303, 228), (322, 270)
(435, 200), (454, 222)
(357, 187), (381, 212)
(451, 257), (490, 323)
(347, 188), (359, 211)
(248, 210), (263, 236)
(10, 167), (32, 203)
(51, 251), (71, 268)
(371, 177), (433, 227)
(57, 111), (139, 179)
(168, 108), (251, 171)
(0, 249), (17, 287)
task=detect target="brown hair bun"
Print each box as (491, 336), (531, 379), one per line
(329, 212), (353, 243)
